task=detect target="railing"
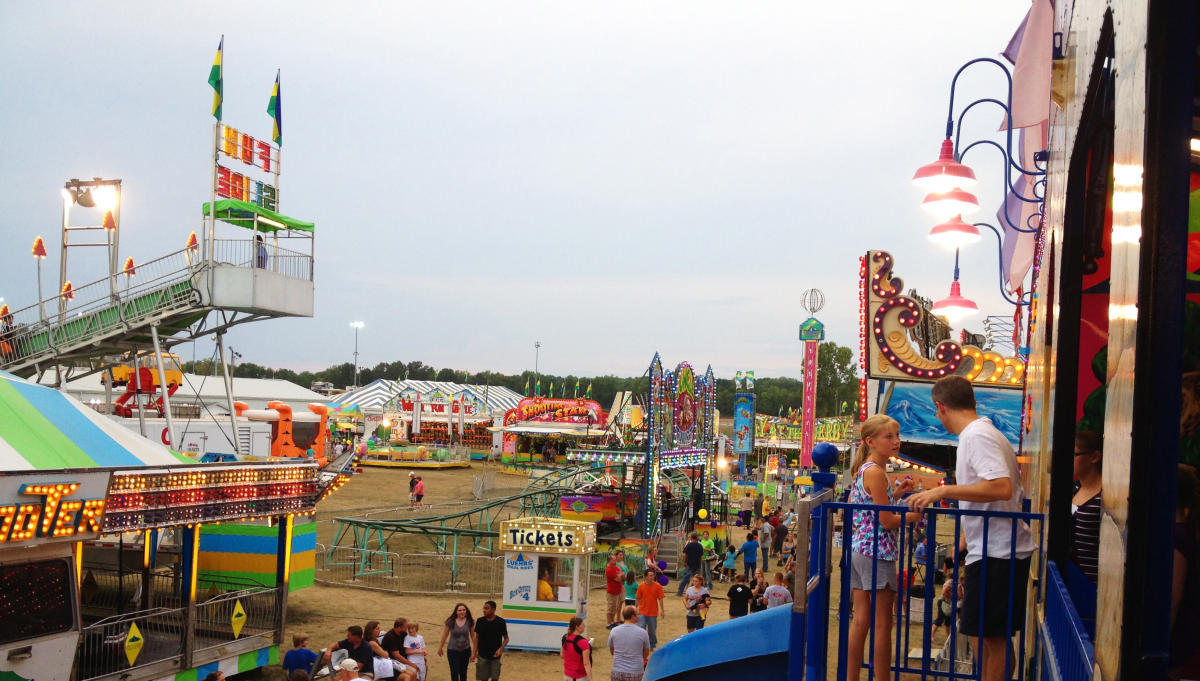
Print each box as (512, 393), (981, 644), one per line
(78, 607), (187, 680)
(314, 545), (503, 595)
(0, 246), (196, 368)
(807, 500), (1045, 681)
(0, 238), (315, 373)
(211, 238), (314, 281)
(193, 586), (277, 654)
(359, 444), (473, 466)
(1040, 561), (1095, 681)
(79, 565), (186, 612)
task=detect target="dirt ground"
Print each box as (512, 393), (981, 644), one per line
(245, 462), (733, 680)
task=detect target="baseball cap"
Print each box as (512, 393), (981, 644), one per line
(336, 659), (359, 672)
(409, 471), (415, 477)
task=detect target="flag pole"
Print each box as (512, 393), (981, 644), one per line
(207, 35), (223, 268)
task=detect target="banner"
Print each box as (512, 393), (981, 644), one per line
(732, 393), (755, 456)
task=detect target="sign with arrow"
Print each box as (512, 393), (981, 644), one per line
(125, 622), (144, 666)
(231, 599), (247, 638)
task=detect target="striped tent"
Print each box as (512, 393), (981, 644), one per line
(0, 370), (192, 470)
(332, 379), (523, 415)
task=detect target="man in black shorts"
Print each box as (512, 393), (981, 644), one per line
(907, 377), (1035, 681)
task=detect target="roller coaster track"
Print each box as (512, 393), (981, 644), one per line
(325, 459), (700, 579)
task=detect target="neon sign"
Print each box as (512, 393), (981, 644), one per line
(0, 483), (104, 544)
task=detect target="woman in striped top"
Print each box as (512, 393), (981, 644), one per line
(1071, 430), (1103, 582)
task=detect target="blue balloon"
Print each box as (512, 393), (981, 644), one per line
(657, 559), (667, 570)
(657, 574), (669, 586)
(710, 520), (718, 528)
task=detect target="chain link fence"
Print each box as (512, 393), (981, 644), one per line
(315, 544), (504, 596)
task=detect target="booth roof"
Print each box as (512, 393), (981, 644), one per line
(201, 198), (314, 232)
(333, 378), (523, 414)
(0, 371), (192, 470)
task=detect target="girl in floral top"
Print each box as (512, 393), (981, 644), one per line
(846, 414), (920, 681)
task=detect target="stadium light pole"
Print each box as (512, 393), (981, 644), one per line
(350, 321), (364, 388)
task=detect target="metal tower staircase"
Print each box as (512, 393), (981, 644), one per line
(0, 237), (313, 379)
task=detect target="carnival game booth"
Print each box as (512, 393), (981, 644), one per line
(498, 396), (609, 467)
(499, 517), (595, 652)
(0, 371), (343, 681)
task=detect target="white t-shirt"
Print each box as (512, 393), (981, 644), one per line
(763, 584), (793, 608)
(955, 418), (1036, 564)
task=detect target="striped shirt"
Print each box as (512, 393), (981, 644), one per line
(1070, 492), (1102, 581)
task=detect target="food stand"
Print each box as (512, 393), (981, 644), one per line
(499, 517), (595, 652)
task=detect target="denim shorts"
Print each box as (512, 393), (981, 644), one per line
(849, 551), (897, 591)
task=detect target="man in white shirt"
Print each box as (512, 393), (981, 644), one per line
(907, 376), (1035, 681)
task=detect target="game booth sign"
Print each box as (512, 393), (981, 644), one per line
(499, 517), (596, 652)
(499, 396), (607, 461)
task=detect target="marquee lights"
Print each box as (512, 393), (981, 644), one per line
(566, 450), (644, 465)
(104, 464), (318, 531)
(660, 448), (708, 471)
(872, 295), (964, 379)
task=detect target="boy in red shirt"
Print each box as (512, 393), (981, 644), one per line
(604, 552), (626, 629)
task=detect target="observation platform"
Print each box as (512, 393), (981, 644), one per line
(0, 232), (313, 379)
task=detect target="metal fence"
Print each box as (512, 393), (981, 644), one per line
(811, 501), (1045, 681)
(211, 238), (313, 280)
(315, 544), (504, 596)
(80, 565), (187, 612)
(1041, 561), (1095, 681)
(77, 606), (187, 680)
(193, 586), (278, 655)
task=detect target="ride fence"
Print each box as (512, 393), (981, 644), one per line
(315, 544), (504, 596)
(210, 238), (313, 280)
(80, 564), (188, 612)
(192, 585), (278, 655)
(77, 606), (187, 680)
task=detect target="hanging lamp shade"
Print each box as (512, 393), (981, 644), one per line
(921, 187), (981, 220)
(912, 138), (977, 193)
(931, 280), (979, 323)
(928, 215), (982, 249)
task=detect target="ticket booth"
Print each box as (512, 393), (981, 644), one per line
(499, 517), (596, 651)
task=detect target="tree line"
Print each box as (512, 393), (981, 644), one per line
(181, 340), (861, 419)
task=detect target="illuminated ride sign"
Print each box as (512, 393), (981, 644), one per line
(863, 250), (1025, 388)
(0, 472), (109, 545)
(216, 124), (279, 211)
(102, 463), (319, 532)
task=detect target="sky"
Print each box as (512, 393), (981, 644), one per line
(0, 1), (1032, 382)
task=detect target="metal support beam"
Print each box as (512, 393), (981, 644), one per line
(215, 331), (240, 454)
(150, 324), (176, 448)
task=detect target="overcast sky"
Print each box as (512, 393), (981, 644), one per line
(0, 2), (1031, 382)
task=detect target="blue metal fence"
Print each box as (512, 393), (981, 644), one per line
(1039, 561), (1095, 681)
(806, 500), (1045, 681)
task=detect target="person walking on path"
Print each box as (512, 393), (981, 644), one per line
(739, 532), (759, 581)
(763, 572), (793, 608)
(471, 600), (508, 681)
(605, 552), (626, 629)
(437, 603), (475, 681)
(682, 574), (711, 632)
(759, 516), (773, 569)
(413, 476), (426, 509)
(608, 606), (651, 681)
(677, 532), (703, 596)
(560, 616), (592, 681)
(726, 574), (753, 618)
(699, 531), (716, 588)
(907, 376), (1036, 681)
(634, 568), (666, 651)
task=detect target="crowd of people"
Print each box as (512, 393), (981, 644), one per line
(276, 601), (508, 681)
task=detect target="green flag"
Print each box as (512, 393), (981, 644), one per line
(585, 382), (592, 399)
(574, 380), (580, 398)
(208, 37), (223, 121)
(267, 69), (282, 146)
(549, 382), (554, 398)
(524, 379), (530, 395)
(535, 379), (541, 396)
